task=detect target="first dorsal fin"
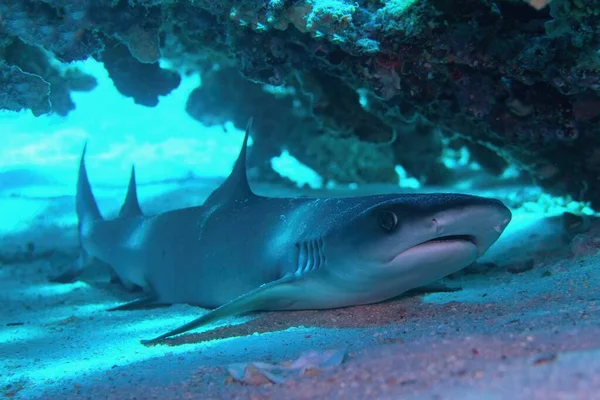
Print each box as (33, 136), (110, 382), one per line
(204, 117), (255, 207)
(119, 165), (143, 217)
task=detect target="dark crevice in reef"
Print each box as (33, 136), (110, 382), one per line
(496, 0), (552, 24)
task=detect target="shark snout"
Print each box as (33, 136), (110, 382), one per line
(430, 198), (511, 256)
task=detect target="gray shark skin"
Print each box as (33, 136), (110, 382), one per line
(58, 119), (512, 345)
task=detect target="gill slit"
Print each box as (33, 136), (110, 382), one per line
(295, 237), (326, 275)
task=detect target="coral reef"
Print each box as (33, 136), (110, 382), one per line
(0, 62), (51, 116)
(0, 30), (97, 116)
(1, 0), (600, 206)
(98, 39), (181, 107)
(3, 38), (98, 116)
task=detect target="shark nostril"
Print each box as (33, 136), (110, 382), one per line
(432, 218), (443, 234)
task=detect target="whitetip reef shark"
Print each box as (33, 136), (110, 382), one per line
(51, 118), (512, 345)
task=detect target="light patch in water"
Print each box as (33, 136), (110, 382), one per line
(395, 165), (421, 189)
(262, 84), (296, 97)
(357, 88), (370, 109)
(501, 164), (521, 179)
(441, 145), (482, 170)
(271, 150), (323, 189)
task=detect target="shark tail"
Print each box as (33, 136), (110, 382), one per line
(48, 143), (103, 283)
(76, 143), (103, 229)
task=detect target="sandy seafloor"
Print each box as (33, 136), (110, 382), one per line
(2, 60), (600, 399)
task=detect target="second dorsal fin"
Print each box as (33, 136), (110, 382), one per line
(204, 117), (255, 207)
(119, 165), (143, 217)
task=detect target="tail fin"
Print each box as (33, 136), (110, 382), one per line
(48, 143), (102, 283)
(76, 143), (103, 227)
(119, 165), (143, 218)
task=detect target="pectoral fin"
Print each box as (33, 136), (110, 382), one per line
(141, 274), (300, 345)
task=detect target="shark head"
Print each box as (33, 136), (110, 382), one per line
(319, 193), (512, 302)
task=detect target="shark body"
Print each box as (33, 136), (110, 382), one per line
(53, 119), (512, 344)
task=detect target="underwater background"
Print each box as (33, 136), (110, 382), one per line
(2, 0), (600, 398)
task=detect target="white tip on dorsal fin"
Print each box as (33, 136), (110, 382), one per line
(204, 117), (255, 207)
(119, 165), (143, 218)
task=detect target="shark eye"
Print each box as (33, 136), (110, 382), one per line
(378, 211), (398, 232)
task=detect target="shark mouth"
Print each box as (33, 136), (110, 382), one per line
(393, 234), (479, 262)
(384, 233), (482, 266)
(421, 234), (477, 246)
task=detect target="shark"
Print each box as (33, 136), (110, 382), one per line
(52, 118), (512, 345)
